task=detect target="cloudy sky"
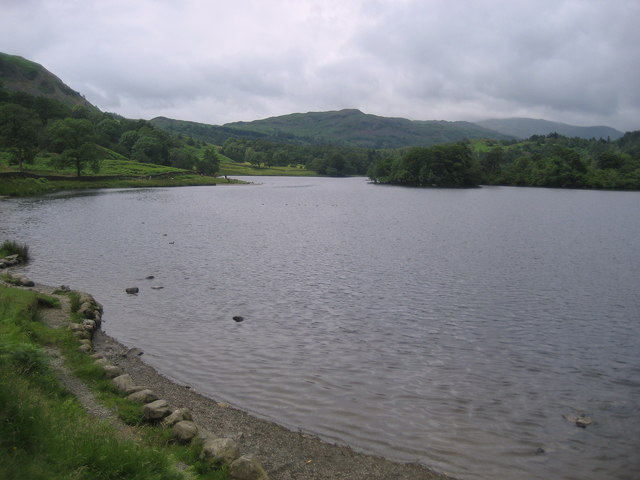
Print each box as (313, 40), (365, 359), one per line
(2, 0), (639, 131)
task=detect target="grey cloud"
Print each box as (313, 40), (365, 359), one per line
(1, 0), (638, 130)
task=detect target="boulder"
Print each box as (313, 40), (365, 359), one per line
(143, 399), (172, 421)
(94, 358), (109, 368)
(125, 287), (139, 294)
(161, 407), (193, 428)
(103, 365), (123, 378)
(79, 303), (96, 319)
(201, 437), (240, 464)
(229, 454), (270, 480)
(78, 343), (92, 353)
(112, 374), (146, 394)
(127, 389), (159, 404)
(172, 420), (198, 443)
(18, 276), (34, 287)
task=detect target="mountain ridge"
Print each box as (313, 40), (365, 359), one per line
(475, 117), (623, 140)
(0, 52), (94, 110)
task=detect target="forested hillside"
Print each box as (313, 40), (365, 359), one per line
(0, 88), (219, 178)
(367, 133), (640, 189)
(153, 109), (513, 149)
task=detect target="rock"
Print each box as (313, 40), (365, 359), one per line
(233, 316), (244, 322)
(94, 358), (109, 368)
(229, 454), (270, 480)
(69, 323), (85, 332)
(146, 275), (155, 280)
(575, 416), (592, 428)
(161, 407), (193, 428)
(127, 389), (159, 403)
(197, 428), (216, 442)
(79, 303), (96, 319)
(112, 374), (146, 394)
(74, 330), (91, 340)
(112, 374), (135, 391)
(103, 365), (123, 378)
(18, 276), (34, 287)
(82, 319), (96, 329)
(125, 287), (139, 294)
(143, 399), (172, 421)
(172, 420), (198, 443)
(124, 347), (144, 357)
(90, 353), (105, 360)
(563, 412), (593, 428)
(151, 286), (164, 290)
(78, 343), (92, 353)
(79, 339), (92, 348)
(201, 437), (240, 464)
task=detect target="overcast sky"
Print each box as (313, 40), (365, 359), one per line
(2, 0), (639, 131)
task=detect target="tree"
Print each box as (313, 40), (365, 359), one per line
(0, 103), (41, 170)
(195, 147), (220, 175)
(47, 118), (100, 176)
(168, 148), (196, 169)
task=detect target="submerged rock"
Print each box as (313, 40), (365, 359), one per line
(563, 412), (593, 428)
(125, 287), (139, 294)
(233, 316), (244, 322)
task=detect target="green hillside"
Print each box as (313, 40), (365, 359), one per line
(224, 109), (514, 148)
(0, 52), (94, 110)
(152, 109), (514, 149)
(475, 117), (624, 140)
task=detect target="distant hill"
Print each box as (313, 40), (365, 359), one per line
(150, 116), (269, 145)
(153, 109), (513, 149)
(0, 52), (94, 110)
(224, 109), (514, 148)
(475, 117), (623, 140)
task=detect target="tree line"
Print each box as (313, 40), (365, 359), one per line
(367, 133), (640, 189)
(0, 85), (220, 176)
(220, 137), (380, 176)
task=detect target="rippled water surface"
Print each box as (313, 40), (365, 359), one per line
(2, 177), (639, 480)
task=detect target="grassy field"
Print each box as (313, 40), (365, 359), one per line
(219, 161), (317, 177)
(0, 284), (228, 480)
(0, 149), (318, 196)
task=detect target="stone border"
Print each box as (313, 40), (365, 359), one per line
(65, 290), (270, 480)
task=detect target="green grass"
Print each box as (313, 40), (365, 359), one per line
(219, 161), (317, 176)
(0, 240), (30, 262)
(0, 285), (228, 480)
(0, 174), (240, 197)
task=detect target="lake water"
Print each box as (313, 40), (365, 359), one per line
(1, 176), (639, 480)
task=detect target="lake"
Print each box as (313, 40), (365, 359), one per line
(1, 176), (639, 480)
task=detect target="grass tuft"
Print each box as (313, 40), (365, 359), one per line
(0, 240), (30, 262)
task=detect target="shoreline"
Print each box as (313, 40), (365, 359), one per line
(93, 327), (455, 480)
(20, 280), (457, 480)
